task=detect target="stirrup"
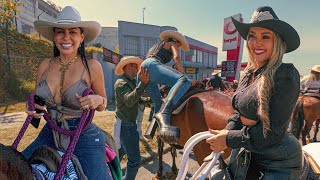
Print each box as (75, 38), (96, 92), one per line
(176, 131), (221, 180)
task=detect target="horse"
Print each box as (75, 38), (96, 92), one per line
(291, 95), (320, 145)
(0, 130), (118, 179)
(149, 82), (234, 178)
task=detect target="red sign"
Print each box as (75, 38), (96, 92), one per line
(103, 48), (122, 64)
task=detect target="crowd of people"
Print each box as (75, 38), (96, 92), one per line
(3, 4), (318, 180)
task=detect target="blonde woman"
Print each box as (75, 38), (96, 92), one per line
(206, 6), (302, 179)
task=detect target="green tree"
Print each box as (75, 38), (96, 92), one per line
(0, 0), (24, 66)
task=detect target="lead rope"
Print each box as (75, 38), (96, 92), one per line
(12, 88), (95, 180)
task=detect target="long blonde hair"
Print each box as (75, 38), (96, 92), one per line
(243, 31), (287, 136)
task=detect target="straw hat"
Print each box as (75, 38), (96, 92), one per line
(231, 6), (300, 53)
(211, 70), (221, 76)
(309, 65), (320, 73)
(34, 6), (101, 43)
(159, 30), (190, 52)
(115, 56), (143, 75)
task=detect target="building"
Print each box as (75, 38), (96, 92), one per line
(91, 21), (218, 100)
(12, 0), (59, 34)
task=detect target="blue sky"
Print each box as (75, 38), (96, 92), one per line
(51, 0), (320, 75)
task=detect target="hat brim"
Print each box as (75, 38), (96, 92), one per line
(115, 57), (143, 75)
(160, 30), (190, 52)
(231, 17), (300, 53)
(34, 20), (101, 43)
(308, 67), (320, 73)
(211, 71), (221, 75)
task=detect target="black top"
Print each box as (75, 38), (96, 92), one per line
(146, 41), (173, 64)
(225, 63), (300, 153)
(207, 75), (223, 89)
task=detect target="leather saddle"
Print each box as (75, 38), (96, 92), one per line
(28, 146), (62, 173)
(300, 82), (320, 100)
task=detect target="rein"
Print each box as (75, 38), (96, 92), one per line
(12, 88), (95, 180)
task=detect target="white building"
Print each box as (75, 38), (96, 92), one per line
(13, 0), (59, 34)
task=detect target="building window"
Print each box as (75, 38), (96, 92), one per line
(203, 52), (209, 67)
(191, 49), (197, 62)
(197, 51), (203, 63)
(22, 23), (32, 34)
(143, 37), (157, 56)
(208, 54), (213, 67)
(124, 36), (140, 56)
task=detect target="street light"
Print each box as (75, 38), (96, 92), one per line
(37, 11), (45, 39)
(142, 7), (146, 24)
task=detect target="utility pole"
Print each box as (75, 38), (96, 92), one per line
(37, 11), (45, 39)
(142, 7), (146, 24)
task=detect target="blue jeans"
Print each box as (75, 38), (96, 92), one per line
(118, 122), (141, 180)
(22, 118), (112, 180)
(141, 57), (191, 113)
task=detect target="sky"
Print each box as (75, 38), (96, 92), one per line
(50, 0), (320, 75)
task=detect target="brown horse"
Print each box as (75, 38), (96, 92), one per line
(154, 87), (234, 178)
(291, 95), (320, 145)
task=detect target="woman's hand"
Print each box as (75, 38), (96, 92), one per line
(25, 103), (46, 118)
(206, 129), (229, 153)
(76, 94), (104, 110)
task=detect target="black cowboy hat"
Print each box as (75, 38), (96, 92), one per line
(231, 6), (300, 53)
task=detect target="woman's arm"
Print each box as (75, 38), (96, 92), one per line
(87, 59), (107, 111)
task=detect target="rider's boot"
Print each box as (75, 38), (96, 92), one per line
(154, 76), (190, 144)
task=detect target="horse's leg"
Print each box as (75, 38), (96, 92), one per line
(170, 145), (177, 175)
(156, 136), (164, 179)
(302, 121), (312, 145)
(313, 120), (320, 142)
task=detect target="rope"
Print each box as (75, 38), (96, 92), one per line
(12, 88), (95, 180)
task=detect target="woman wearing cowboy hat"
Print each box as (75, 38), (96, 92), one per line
(22, 6), (112, 179)
(206, 6), (303, 179)
(141, 30), (191, 144)
(301, 65), (320, 91)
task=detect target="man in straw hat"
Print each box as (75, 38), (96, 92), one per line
(206, 6), (304, 179)
(207, 70), (227, 91)
(301, 65), (320, 91)
(22, 6), (112, 179)
(114, 56), (151, 180)
(141, 30), (191, 144)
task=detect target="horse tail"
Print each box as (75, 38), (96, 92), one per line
(291, 99), (305, 139)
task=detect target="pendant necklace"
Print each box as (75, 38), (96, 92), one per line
(58, 56), (78, 97)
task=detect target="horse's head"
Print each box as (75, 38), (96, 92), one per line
(0, 144), (33, 180)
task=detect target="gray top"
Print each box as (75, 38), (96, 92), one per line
(35, 60), (89, 151)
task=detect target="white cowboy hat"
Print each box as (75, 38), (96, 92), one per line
(211, 70), (221, 76)
(115, 56), (143, 76)
(308, 65), (320, 73)
(159, 30), (190, 52)
(34, 6), (101, 43)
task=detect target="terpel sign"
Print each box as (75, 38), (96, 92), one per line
(222, 13), (242, 51)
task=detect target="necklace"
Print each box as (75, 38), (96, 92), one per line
(58, 56), (78, 97)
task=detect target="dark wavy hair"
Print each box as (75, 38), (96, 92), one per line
(0, 144), (33, 180)
(53, 27), (91, 76)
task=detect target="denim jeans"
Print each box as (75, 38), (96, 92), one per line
(140, 57), (191, 113)
(22, 118), (112, 180)
(118, 122), (141, 180)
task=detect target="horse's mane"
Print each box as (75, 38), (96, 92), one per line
(0, 144), (33, 180)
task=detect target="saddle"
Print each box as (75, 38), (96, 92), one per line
(300, 82), (320, 100)
(29, 146), (62, 172)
